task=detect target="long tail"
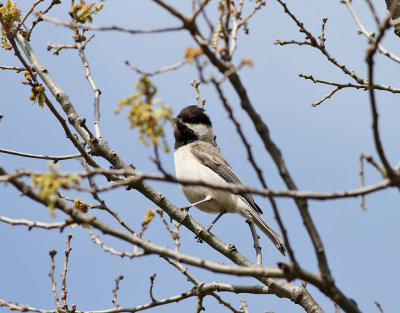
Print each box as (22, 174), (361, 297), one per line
(248, 212), (286, 256)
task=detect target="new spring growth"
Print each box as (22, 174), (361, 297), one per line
(116, 75), (173, 152)
(32, 163), (81, 216)
(0, 0), (21, 50)
(69, 0), (103, 24)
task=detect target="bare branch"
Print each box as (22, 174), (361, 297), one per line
(75, 36), (102, 138)
(149, 274), (157, 302)
(27, 0), (62, 39)
(12, 0), (44, 37)
(0, 65), (25, 72)
(359, 155), (368, 210)
(240, 298), (249, 313)
(112, 275), (124, 308)
(35, 12), (184, 35)
(276, 0), (364, 86)
(312, 86), (341, 107)
(91, 233), (145, 258)
(359, 153), (385, 210)
(209, 292), (242, 313)
(47, 42), (77, 55)
(156, 209), (181, 251)
(61, 234), (72, 309)
(125, 59), (187, 77)
(0, 216), (72, 230)
(161, 257), (199, 285)
(190, 79), (205, 109)
(365, 10), (398, 180)
(246, 220), (262, 265)
(90, 232), (286, 279)
(342, 0), (400, 64)
(375, 300), (385, 313)
(365, 0), (380, 25)
(48, 250), (61, 310)
(0, 148), (82, 161)
(0, 299), (44, 313)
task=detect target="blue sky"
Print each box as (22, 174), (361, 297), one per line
(1, 1), (399, 312)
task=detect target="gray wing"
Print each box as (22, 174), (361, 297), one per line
(190, 142), (263, 214)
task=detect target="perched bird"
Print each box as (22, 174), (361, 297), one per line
(173, 105), (286, 255)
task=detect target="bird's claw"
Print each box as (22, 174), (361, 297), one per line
(195, 224), (213, 243)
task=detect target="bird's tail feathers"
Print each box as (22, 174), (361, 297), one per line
(249, 212), (286, 256)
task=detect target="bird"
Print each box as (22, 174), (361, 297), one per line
(173, 105), (286, 255)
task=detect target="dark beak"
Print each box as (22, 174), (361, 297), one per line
(174, 117), (184, 126)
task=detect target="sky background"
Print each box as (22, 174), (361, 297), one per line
(1, 0), (400, 312)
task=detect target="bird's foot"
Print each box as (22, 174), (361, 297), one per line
(195, 230), (204, 243)
(195, 224), (213, 243)
(179, 204), (192, 212)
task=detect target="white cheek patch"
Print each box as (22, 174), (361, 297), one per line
(185, 123), (214, 142)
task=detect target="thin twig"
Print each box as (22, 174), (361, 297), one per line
(47, 42), (77, 55)
(36, 12), (184, 35)
(359, 155), (367, 210)
(365, 0), (381, 25)
(196, 295), (205, 313)
(275, 0), (364, 86)
(156, 209), (181, 251)
(246, 220), (262, 265)
(190, 79), (205, 109)
(0, 148), (82, 161)
(112, 275), (124, 308)
(27, 0), (62, 39)
(210, 292), (242, 313)
(358, 153), (385, 210)
(0, 65), (25, 72)
(162, 257), (199, 284)
(240, 298), (249, 313)
(318, 17), (328, 48)
(374, 301), (385, 313)
(149, 274), (157, 302)
(48, 250), (61, 310)
(12, 0), (44, 37)
(76, 36), (102, 138)
(0, 216), (72, 230)
(125, 59), (187, 77)
(91, 233), (145, 258)
(230, 0), (264, 56)
(311, 86), (341, 107)
(342, 0), (400, 64)
(61, 234), (72, 309)
(365, 10), (397, 180)
(80, 159), (136, 234)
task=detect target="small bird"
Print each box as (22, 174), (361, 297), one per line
(173, 105), (286, 255)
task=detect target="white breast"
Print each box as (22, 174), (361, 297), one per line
(174, 143), (237, 214)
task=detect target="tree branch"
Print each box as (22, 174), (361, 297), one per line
(0, 148), (82, 161)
